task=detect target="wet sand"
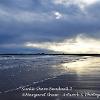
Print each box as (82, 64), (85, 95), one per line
(0, 56), (100, 100)
(0, 73), (100, 100)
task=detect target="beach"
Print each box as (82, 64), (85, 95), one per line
(0, 55), (100, 100)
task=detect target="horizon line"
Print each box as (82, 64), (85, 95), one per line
(0, 53), (100, 56)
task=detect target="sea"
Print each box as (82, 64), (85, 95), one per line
(0, 55), (100, 100)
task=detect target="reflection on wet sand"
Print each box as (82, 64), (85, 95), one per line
(61, 57), (100, 75)
(58, 56), (100, 100)
(0, 56), (100, 100)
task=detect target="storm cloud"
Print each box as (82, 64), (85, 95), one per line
(0, 0), (100, 53)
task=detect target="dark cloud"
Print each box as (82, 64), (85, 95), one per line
(86, 2), (100, 17)
(0, 0), (100, 53)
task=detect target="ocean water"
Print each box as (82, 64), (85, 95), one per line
(0, 55), (100, 100)
(0, 55), (88, 92)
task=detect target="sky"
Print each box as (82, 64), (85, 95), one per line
(0, 0), (100, 54)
